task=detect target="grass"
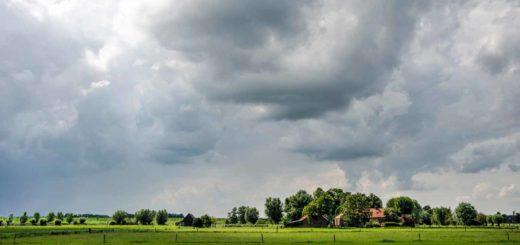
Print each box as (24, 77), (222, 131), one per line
(0, 225), (518, 244)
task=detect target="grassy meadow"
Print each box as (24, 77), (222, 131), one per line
(0, 221), (518, 244)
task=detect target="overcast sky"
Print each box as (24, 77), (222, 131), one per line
(1, 0), (519, 217)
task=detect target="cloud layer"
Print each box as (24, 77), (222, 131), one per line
(0, 0), (519, 216)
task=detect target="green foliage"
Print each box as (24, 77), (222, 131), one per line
(155, 209), (168, 225)
(39, 219), (47, 226)
(226, 207), (238, 224)
(7, 214), (14, 226)
(57, 212), (64, 221)
(79, 218), (87, 224)
(135, 209), (155, 225)
(200, 214), (213, 227)
(30, 218), (37, 225)
(245, 207), (259, 224)
(113, 210), (128, 225)
(65, 213), (74, 224)
(367, 193), (383, 208)
(178, 213), (194, 226)
(302, 191), (335, 224)
(432, 207), (452, 226)
(383, 222), (401, 227)
(47, 212), (55, 222)
(54, 219), (62, 226)
(386, 196), (421, 216)
(455, 202), (477, 226)
(383, 208), (400, 222)
(475, 213), (487, 226)
(237, 206), (248, 224)
(492, 213), (504, 226)
(284, 190), (313, 221)
(419, 210), (432, 225)
(486, 215), (494, 226)
(33, 212), (41, 223)
(20, 211), (29, 225)
(340, 193), (371, 227)
(265, 197), (283, 224)
(192, 217), (203, 228)
(0, 220), (3, 226)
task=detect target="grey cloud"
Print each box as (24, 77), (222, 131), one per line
(153, 0), (429, 119)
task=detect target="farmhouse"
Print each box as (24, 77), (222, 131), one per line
(285, 215), (330, 227)
(333, 208), (385, 227)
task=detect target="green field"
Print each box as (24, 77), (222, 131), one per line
(1, 225), (518, 244)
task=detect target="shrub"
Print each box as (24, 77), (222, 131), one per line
(365, 220), (381, 228)
(156, 209), (168, 225)
(73, 220), (79, 225)
(54, 219), (62, 226)
(30, 219), (37, 225)
(57, 212), (64, 221)
(47, 212), (55, 222)
(33, 212), (41, 223)
(112, 210), (128, 225)
(65, 213), (74, 224)
(109, 221), (116, 225)
(192, 218), (203, 228)
(79, 218), (87, 224)
(384, 222), (401, 227)
(0, 220), (4, 226)
(39, 219), (48, 226)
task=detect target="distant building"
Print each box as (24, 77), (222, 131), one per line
(285, 215), (330, 227)
(334, 208), (385, 227)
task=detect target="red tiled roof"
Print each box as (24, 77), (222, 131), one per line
(369, 208), (385, 218)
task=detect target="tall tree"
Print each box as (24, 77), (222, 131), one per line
(284, 190), (313, 221)
(112, 210), (128, 225)
(226, 207), (238, 224)
(237, 206), (248, 224)
(135, 209), (155, 225)
(432, 207), (452, 226)
(265, 197), (283, 224)
(340, 193), (371, 227)
(302, 192), (335, 225)
(33, 212), (41, 223)
(156, 209), (168, 225)
(20, 212), (28, 225)
(455, 202), (477, 226)
(367, 193), (383, 208)
(47, 212), (55, 222)
(245, 207), (259, 224)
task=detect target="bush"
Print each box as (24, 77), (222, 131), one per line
(365, 220), (381, 228)
(112, 210), (128, 225)
(200, 214), (213, 228)
(20, 211), (28, 225)
(79, 218), (87, 224)
(0, 220), (4, 226)
(65, 213), (74, 224)
(39, 219), (48, 226)
(54, 219), (62, 226)
(109, 221), (116, 225)
(156, 209), (168, 225)
(30, 219), (37, 225)
(384, 222), (401, 227)
(73, 220), (79, 225)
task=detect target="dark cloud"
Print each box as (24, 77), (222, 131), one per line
(154, 1), (429, 119)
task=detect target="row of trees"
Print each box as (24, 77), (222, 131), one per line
(0, 212), (87, 226)
(225, 206), (260, 224)
(256, 187), (518, 227)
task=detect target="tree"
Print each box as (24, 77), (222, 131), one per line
(7, 214), (14, 226)
(135, 209), (155, 225)
(486, 215), (494, 226)
(367, 193), (383, 208)
(178, 213), (194, 226)
(265, 197), (283, 224)
(33, 212), (41, 223)
(65, 213), (74, 224)
(20, 212), (28, 225)
(39, 219), (47, 226)
(237, 206), (248, 224)
(284, 190), (313, 221)
(492, 213), (504, 227)
(226, 207), (238, 224)
(340, 193), (371, 227)
(384, 208), (400, 223)
(386, 197), (421, 216)
(302, 192), (336, 225)
(113, 210), (128, 225)
(47, 212), (55, 222)
(455, 202), (477, 226)
(419, 210), (432, 225)
(475, 213), (487, 226)
(156, 209), (168, 225)
(200, 214), (213, 227)
(246, 207), (259, 224)
(57, 212), (64, 221)
(432, 207), (452, 226)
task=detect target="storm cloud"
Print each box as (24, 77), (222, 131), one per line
(0, 0), (519, 216)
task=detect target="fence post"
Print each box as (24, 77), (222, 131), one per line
(507, 232), (510, 241)
(175, 233), (178, 243)
(103, 234), (106, 243)
(13, 233), (16, 244)
(333, 234), (336, 243)
(261, 233), (264, 243)
(418, 232), (421, 241)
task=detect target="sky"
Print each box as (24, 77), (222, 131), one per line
(0, 0), (519, 217)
